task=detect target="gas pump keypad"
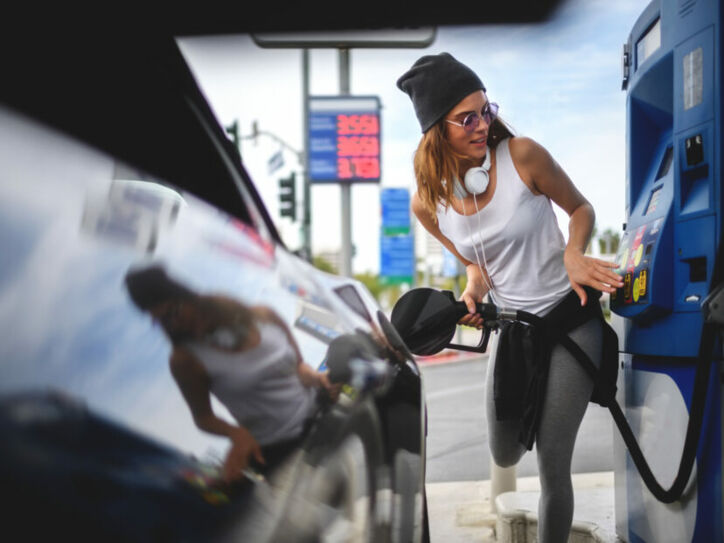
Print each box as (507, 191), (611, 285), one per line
(623, 272), (632, 300)
(640, 268), (648, 295)
(612, 220), (662, 311)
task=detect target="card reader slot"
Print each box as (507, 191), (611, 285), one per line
(678, 126), (712, 216)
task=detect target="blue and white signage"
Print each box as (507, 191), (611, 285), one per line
(381, 188), (410, 235)
(380, 233), (414, 285)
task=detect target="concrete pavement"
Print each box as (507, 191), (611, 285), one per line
(426, 471), (620, 543)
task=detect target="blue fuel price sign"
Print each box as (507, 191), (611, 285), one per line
(308, 96), (381, 183)
(380, 233), (414, 285)
(381, 188), (410, 235)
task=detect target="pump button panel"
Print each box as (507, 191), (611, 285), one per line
(611, 213), (671, 320)
(613, 223), (656, 307)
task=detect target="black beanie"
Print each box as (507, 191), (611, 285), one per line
(397, 52), (486, 133)
(124, 264), (195, 311)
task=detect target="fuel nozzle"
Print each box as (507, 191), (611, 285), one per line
(391, 288), (495, 356)
(439, 289), (498, 324)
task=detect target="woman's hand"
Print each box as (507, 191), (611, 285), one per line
(458, 264), (488, 329)
(316, 371), (342, 401)
(223, 426), (265, 483)
(298, 363), (342, 401)
(564, 248), (623, 306)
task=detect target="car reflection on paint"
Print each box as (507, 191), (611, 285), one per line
(0, 26), (428, 543)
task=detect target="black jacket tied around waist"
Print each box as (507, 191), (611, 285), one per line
(493, 287), (619, 450)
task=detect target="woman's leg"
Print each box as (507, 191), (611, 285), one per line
(535, 318), (602, 543)
(485, 331), (527, 467)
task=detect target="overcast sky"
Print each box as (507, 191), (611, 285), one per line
(178, 0), (651, 274)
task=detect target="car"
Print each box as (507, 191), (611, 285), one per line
(0, 21), (429, 542)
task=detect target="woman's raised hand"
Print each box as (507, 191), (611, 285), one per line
(563, 248), (624, 306)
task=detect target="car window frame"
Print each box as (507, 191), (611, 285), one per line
(181, 84), (284, 249)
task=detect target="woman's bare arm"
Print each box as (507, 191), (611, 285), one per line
(510, 137), (623, 304)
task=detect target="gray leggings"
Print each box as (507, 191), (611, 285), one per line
(486, 318), (602, 543)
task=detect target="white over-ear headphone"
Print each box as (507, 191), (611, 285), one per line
(463, 151), (491, 195)
(458, 150), (497, 302)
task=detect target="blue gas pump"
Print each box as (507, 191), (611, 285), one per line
(612, 0), (724, 541)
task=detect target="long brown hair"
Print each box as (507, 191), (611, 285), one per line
(413, 116), (515, 223)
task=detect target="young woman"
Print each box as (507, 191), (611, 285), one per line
(397, 52), (623, 542)
(124, 264), (339, 483)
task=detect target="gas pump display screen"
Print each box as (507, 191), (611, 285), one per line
(636, 18), (661, 69)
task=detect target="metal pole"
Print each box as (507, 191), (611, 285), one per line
(302, 48), (311, 261)
(454, 259), (463, 343)
(339, 47), (352, 277)
(487, 307), (516, 510)
(490, 460), (517, 513)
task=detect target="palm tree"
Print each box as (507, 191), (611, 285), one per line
(597, 228), (620, 256)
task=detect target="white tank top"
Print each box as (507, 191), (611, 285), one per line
(436, 138), (572, 316)
(185, 321), (316, 446)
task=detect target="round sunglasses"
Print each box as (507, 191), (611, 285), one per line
(446, 102), (499, 133)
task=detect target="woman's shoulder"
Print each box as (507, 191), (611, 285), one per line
(411, 190), (422, 208)
(502, 136), (556, 194)
(411, 190), (445, 225)
(506, 136), (555, 180)
(506, 136), (545, 160)
(169, 346), (208, 379)
(411, 190), (431, 215)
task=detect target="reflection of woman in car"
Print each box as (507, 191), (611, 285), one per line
(124, 264), (338, 482)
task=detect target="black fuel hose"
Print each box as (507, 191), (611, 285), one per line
(506, 286), (719, 504)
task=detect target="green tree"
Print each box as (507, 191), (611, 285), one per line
(597, 228), (620, 255)
(312, 255), (337, 274)
(354, 271), (399, 303)
(311, 256), (408, 311)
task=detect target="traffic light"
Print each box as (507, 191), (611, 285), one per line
(225, 120), (239, 148)
(278, 173), (296, 221)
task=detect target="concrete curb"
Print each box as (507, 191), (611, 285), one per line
(426, 472), (618, 542)
(495, 501), (617, 543)
(494, 472), (619, 543)
(415, 350), (488, 366)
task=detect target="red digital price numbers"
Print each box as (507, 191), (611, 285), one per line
(336, 114), (379, 135)
(338, 158), (380, 179)
(336, 113), (380, 179)
(337, 136), (379, 156)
